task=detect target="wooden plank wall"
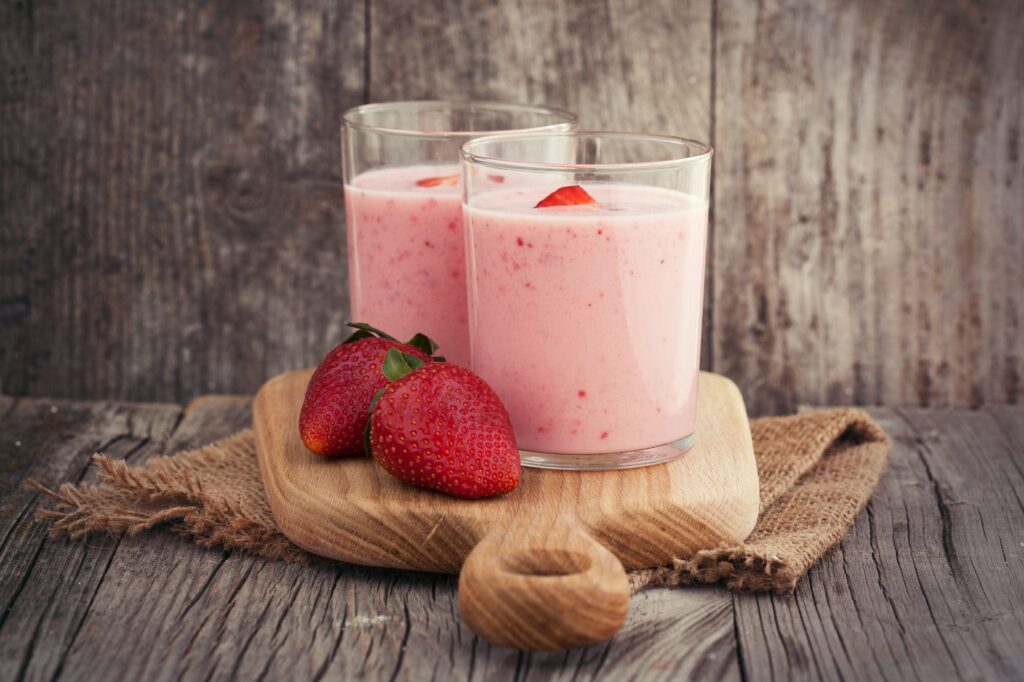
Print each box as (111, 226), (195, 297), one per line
(2, 0), (1021, 414)
(713, 0), (1024, 414)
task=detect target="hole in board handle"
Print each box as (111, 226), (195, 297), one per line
(500, 549), (592, 577)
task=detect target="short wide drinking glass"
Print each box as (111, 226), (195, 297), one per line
(460, 132), (713, 470)
(341, 101), (576, 366)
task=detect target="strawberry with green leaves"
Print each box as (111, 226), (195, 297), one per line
(368, 349), (520, 499)
(299, 323), (439, 457)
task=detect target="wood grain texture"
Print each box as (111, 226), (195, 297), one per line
(256, 369), (758, 571)
(733, 406), (1024, 681)
(51, 395), (256, 681)
(712, 0), (1024, 414)
(459, 525), (631, 650)
(4, 0), (1021, 414)
(3, 396), (1024, 678)
(0, 397), (183, 681)
(367, 0), (711, 146)
(255, 368), (758, 649)
(0, 0), (363, 400)
(368, 0), (716, 373)
(0, 393), (744, 680)
(0, 0), (720, 402)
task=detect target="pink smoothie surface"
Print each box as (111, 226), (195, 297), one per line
(464, 184), (708, 454)
(345, 165), (469, 365)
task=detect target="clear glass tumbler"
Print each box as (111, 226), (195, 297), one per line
(460, 131), (713, 470)
(341, 101), (576, 366)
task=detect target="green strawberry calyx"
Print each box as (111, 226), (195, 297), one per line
(342, 321), (444, 360)
(381, 348), (426, 381)
(342, 321), (398, 343)
(363, 348), (431, 455)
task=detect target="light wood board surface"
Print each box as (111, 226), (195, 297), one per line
(253, 368), (759, 649)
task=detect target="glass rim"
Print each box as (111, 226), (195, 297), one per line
(460, 130), (714, 173)
(341, 100), (578, 139)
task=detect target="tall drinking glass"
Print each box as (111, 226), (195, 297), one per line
(461, 131), (713, 469)
(341, 101), (576, 365)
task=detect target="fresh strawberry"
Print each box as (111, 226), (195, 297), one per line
(368, 350), (520, 499)
(416, 174), (459, 188)
(299, 323), (437, 457)
(534, 185), (599, 208)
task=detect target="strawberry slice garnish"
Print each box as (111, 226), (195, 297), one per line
(534, 185), (599, 208)
(416, 175), (459, 188)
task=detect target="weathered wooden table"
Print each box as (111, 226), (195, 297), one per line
(1, 393), (1022, 681)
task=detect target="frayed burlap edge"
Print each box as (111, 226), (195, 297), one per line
(630, 408), (891, 592)
(628, 548), (797, 593)
(28, 431), (306, 563)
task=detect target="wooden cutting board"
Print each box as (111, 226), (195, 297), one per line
(254, 369), (759, 650)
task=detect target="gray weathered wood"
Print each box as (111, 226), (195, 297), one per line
(368, 0), (716, 373)
(3, 396), (1024, 679)
(712, 0), (1024, 414)
(0, 395), (741, 681)
(986, 405), (1024, 453)
(0, 398), (183, 682)
(368, 0), (711, 145)
(3, 0), (1021, 414)
(0, 0), (722, 401)
(0, 0), (363, 401)
(54, 395), (255, 681)
(733, 406), (1024, 680)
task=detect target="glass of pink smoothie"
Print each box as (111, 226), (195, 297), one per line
(461, 132), (713, 469)
(341, 102), (576, 366)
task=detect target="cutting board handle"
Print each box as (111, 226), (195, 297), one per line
(457, 522), (630, 650)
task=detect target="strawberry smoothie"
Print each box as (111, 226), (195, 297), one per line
(345, 165), (469, 365)
(464, 184), (708, 455)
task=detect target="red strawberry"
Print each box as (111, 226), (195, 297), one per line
(535, 185), (599, 208)
(369, 350), (520, 499)
(299, 323), (436, 457)
(416, 174), (459, 188)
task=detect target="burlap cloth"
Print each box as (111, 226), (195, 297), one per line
(30, 408), (890, 592)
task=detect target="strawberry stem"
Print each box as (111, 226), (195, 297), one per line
(342, 329), (375, 344)
(343, 323), (443, 361)
(344, 321), (398, 342)
(406, 332), (440, 356)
